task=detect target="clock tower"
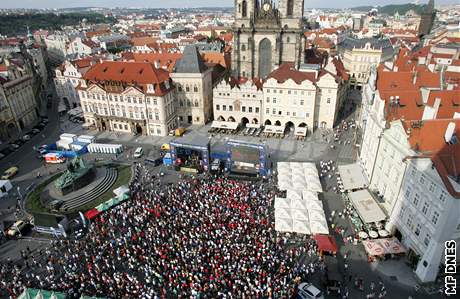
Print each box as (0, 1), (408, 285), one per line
(232, 0), (305, 79)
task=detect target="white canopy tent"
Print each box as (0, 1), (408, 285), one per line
(337, 163), (368, 191)
(246, 123), (261, 128)
(275, 218), (293, 232)
(310, 220), (329, 235)
(349, 189), (387, 223)
(276, 162), (323, 193)
(293, 219), (311, 234)
(211, 121), (238, 130)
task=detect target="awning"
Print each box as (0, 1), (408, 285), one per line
(84, 208), (101, 220)
(362, 237), (406, 256)
(264, 125), (284, 134)
(295, 127), (307, 136)
(337, 163), (368, 190)
(246, 123), (261, 128)
(314, 234), (338, 254)
(211, 121), (238, 130)
(349, 189), (386, 223)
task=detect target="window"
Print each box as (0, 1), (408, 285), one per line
(229, 105), (233, 111)
(420, 174), (426, 184)
(113, 124), (117, 129)
(414, 223), (421, 236)
(429, 183), (436, 193)
(194, 86), (198, 92)
(266, 108), (269, 114)
(422, 202), (429, 215)
(431, 211), (439, 225)
(287, 111), (290, 116)
(249, 107), (253, 113)
(216, 104), (220, 111)
(439, 191), (447, 202)
(273, 98), (276, 104)
(404, 188), (411, 199)
(272, 108), (276, 115)
(424, 234), (431, 246)
(278, 111), (282, 115)
(266, 89), (270, 93)
(327, 98), (331, 104)
(293, 112), (296, 116)
(186, 86), (190, 92)
(153, 99), (157, 105)
(411, 168), (417, 177)
(413, 193), (420, 206)
(406, 217), (412, 227)
(255, 107), (259, 113)
(266, 97), (270, 103)
(223, 105), (227, 111)
(306, 112), (310, 118)
(300, 99), (304, 106)
(242, 106), (246, 112)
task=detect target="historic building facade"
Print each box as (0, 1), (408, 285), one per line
(78, 61), (177, 136)
(231, 0), (306, 79)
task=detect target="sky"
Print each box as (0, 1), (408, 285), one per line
(0, 0), (457, 9)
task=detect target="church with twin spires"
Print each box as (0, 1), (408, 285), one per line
(231, 0), (306, 79)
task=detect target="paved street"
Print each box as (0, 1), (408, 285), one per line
(0, 89), (443, 298)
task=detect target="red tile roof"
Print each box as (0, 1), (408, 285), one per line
(131, 36), (158, 46)
(83, 61), (171, 96)
(403, 119), (460, 198)
(121, 52), (182, 72)
(267, 63), (316, 84)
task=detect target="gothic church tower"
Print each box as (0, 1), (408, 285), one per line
(231, 0), (305, 79)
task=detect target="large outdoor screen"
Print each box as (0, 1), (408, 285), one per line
(231, 145), (260, 164)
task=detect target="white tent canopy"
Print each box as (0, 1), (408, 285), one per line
(211, 121), (238, 130)
(276, 162), (323, 193)
(293, 219), (311, 234)
(338, 163), (368, 191)
(275, 218), (293, 232)
(274, 191), (328, 235)
(349, 189), (386, 223)
(310, 220), (329, 234)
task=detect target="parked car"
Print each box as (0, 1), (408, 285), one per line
(297, 283), (324, 299)
(27, 130), (37, 136)
(22, 135), (31, 141)
(1, 166), (19, 180)
(9, 143), (20, 150)
(31, 128), (40, 134)
(6, 220), (31, 237)
(133, 147), (144, 158)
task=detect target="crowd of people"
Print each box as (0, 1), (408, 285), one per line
(1, 164), (317, 298)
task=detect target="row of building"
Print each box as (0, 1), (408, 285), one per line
(358, 40), (460, 282)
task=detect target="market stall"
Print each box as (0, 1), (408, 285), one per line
(362, 237), (406, 258)
(348, 189), (386, 224)
(314, 234), (338, 255)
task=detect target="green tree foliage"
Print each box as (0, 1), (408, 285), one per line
(0, 13), (116, 36)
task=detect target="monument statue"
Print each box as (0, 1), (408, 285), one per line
(54, 157), (95, 196)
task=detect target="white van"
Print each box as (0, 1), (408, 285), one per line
(133, 147), (144, 158)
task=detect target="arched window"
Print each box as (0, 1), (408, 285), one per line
(287, 0), (294, 16)
(242, 0), (247, 17)
(238, 4), (241, 13)
(241, 44), (246, 51)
